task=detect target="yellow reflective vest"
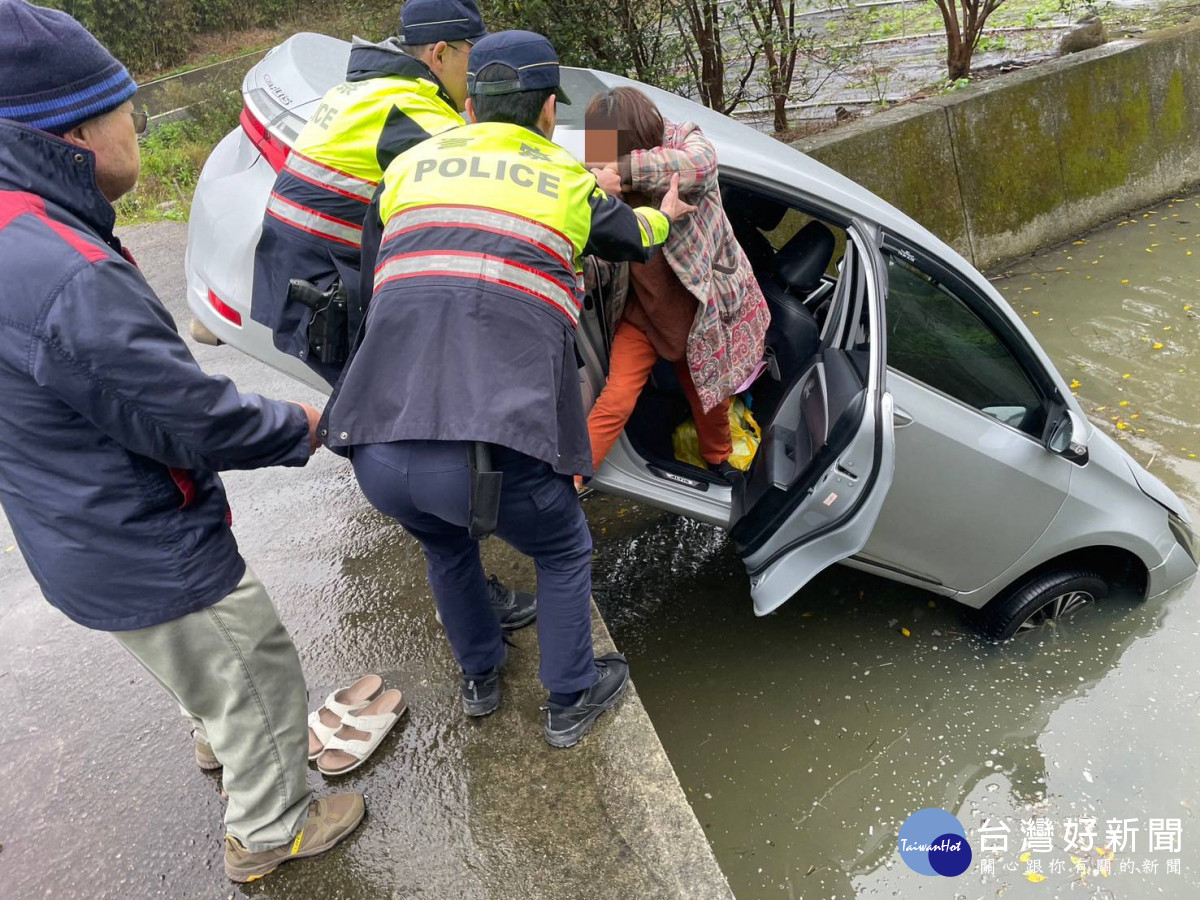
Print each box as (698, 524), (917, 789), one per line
(373, 120), (670, 327)
(320, 120), (672, 477)
(252, 41), (463, 364)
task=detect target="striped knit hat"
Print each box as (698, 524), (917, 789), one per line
(0, 0), (137, 135)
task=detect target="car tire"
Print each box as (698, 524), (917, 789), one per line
(979, 569), (1109, 641)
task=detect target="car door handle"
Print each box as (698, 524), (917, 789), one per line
(893, 407), (914, 427)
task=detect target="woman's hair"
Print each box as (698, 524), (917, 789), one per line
(584, 87), (665, 158)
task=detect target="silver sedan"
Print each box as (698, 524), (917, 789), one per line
(184, 33), (1197, 640)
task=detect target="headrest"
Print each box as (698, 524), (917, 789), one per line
(772, 220), (836, 295)
(721, 185), (788, 231)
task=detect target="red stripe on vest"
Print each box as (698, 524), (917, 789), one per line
(374, 248), (579, 301)
(376, 267), (579, 325)
(383, 220), (574, 274)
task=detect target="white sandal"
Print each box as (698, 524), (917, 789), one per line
(316, 689), (407, 776)
(307, 674), (383, 760)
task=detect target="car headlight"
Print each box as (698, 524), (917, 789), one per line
(1169, 511), (1198, 565)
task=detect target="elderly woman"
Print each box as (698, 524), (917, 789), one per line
(581, 87), (769, 483)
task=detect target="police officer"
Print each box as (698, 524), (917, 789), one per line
(252, 0), (535, 630)
(320, 31), (696, 747)
(251, 0), (483, 386)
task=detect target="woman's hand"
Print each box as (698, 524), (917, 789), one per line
(659, 173), (698, 223)
(591, 164), (623, 197)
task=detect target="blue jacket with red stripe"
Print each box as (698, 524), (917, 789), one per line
(250, 40), (462, 381)
(0, 120), (310, 631)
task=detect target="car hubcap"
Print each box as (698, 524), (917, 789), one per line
(1017, 589), (1095, 633)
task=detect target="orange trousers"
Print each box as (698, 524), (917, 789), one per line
(587, 320), (732, 472)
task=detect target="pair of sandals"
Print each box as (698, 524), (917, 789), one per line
(307, 675), (407, 776)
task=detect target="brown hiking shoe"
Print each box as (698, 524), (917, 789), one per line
(194, 740), (221, 771)
(223, 793), (365, 883)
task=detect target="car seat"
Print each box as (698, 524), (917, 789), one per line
(752, 220), (836, 419)
(722, 185), (788, 274)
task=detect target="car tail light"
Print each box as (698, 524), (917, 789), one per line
(207, 289), (243, 327)
(240, 105), (289, 172)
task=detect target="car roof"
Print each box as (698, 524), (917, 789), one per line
(578, 69), (968, 272)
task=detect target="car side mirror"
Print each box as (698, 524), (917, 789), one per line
(1047, 408), (1089, 463)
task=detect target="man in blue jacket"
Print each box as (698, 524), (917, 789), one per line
(0, 1), (361, 882)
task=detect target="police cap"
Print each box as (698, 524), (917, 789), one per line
(399, 0), (487, 46)
(467, 30), (571, 104)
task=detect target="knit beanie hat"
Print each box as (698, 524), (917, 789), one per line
(0, 0), (137, 135)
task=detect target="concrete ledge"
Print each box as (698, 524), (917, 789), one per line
(458, 599), (734, 899)
(794, 18), (1200, 268)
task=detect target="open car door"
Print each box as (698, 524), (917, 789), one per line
(730, 221), (896, 615)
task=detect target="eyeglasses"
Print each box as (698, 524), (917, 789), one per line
(131, 108), (148, 136)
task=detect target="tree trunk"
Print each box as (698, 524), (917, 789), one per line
(948, 40), (973, 79)
(774, 94), (789, 134)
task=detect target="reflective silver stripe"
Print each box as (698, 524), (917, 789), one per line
(284, 153), (377, 202)
(266, 193), (362, 247)
(384, 205), (574, 268)
(376, 252), (579, 325)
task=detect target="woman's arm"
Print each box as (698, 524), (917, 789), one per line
(622, 123), (718, 197)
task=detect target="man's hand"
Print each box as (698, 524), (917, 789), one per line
(591, 164), (623, 197)
(292, 402), (322, 455)
(659, 173), (698, 223)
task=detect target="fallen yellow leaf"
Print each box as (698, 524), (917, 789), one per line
(1070, 379), (1081, 389)
(1117, 422), (1129, 430)
(1119, 400), (1129, 407)
(1121, 279), (1130, 284)
(1026, 873), (1046, 883)
(1032, 310), (1040, 316)
(900, 627), (911, 637)
(1153, 342), (1164, 350)
(1123, 373), (1132, 379)
(1019, 852), (1032, 863)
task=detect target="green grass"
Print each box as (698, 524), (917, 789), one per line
(115, 86), (243, 226)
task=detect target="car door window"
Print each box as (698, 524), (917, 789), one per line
(885, 255), (1047, 437)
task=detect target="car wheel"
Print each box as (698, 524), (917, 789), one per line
(979, 569), (1109, 641)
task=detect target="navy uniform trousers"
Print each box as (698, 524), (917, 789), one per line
(352, 440), (599, 694)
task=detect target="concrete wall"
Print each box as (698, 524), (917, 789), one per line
(794, 20), (1200, 269)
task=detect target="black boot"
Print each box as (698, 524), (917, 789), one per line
(543, 652), (630, 748)
(487, 574), (537, 631)
(461, 661), (503, 717)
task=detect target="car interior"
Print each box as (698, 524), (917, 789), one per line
(582, 179), (877, 529)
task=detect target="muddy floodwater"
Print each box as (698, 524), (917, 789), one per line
(593, 192), (1200, 899)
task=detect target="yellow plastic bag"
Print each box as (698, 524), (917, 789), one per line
(672, 397), (761, 471)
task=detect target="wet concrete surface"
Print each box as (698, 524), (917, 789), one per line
(0, 223), (731, 899)
(587, 192), (1200, 898)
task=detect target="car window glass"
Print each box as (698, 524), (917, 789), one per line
(886, 255), (1046, 436)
